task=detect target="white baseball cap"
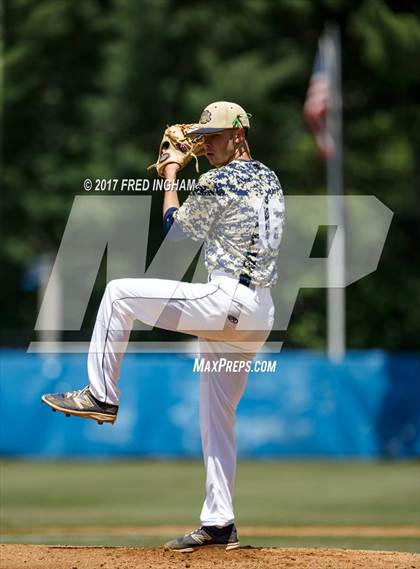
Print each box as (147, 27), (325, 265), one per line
(186, 101), (251, 136)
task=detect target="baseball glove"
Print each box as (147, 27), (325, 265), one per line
(147, 124), (205, 177)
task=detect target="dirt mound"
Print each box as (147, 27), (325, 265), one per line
(1, 544), (419, 569)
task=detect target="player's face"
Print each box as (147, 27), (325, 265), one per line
(203, 129), (237, 167)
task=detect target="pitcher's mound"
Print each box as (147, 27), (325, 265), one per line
(1, 544), (419, 569)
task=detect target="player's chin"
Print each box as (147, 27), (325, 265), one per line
(206, 154), (223, 168)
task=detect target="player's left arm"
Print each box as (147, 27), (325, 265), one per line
(162, 164), (188, 240)
(162, 164), (181, 214)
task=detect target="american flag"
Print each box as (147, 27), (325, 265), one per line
(304, 43), (335, 159)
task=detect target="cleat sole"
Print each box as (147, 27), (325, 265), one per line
(41, 395), (116, 424)
(226, 541), (240, 550)
(165, 543), (240, 553)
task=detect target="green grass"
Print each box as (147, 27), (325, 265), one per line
(1, 460), (419, 552)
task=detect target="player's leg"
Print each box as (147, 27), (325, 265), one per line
(41, 277), (229, 421)
(163, 339), (251, 552)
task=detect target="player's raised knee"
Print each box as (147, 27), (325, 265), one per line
(106, 278), (138, 300)
(105, 279), (125, 299)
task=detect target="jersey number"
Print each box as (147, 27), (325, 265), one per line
(252, 195), (284, 249)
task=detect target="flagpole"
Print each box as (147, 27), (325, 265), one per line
(324, 23), (345, 361)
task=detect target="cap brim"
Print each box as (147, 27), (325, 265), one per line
(185, 127), (227, 136)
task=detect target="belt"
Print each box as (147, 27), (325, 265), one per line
(239, 273), (256, 291)
(210, 270), (256, 291)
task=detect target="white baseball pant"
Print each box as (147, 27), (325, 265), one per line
(87, 270), (274, 526)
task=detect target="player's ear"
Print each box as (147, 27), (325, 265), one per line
(233, 129), (243, 144)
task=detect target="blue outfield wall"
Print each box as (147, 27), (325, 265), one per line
(0, 349), (419, 459)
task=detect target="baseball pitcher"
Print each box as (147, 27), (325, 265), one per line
(42, 101), (285, 552)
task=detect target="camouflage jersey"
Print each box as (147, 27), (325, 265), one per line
(172, 159), (284, 287)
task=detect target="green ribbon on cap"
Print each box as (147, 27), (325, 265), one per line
(232, 113), (253, 128)
(232, 115), (242, 128)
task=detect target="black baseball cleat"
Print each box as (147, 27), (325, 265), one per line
(41, 385), (118, 425)
(164, 524), (240, 552)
